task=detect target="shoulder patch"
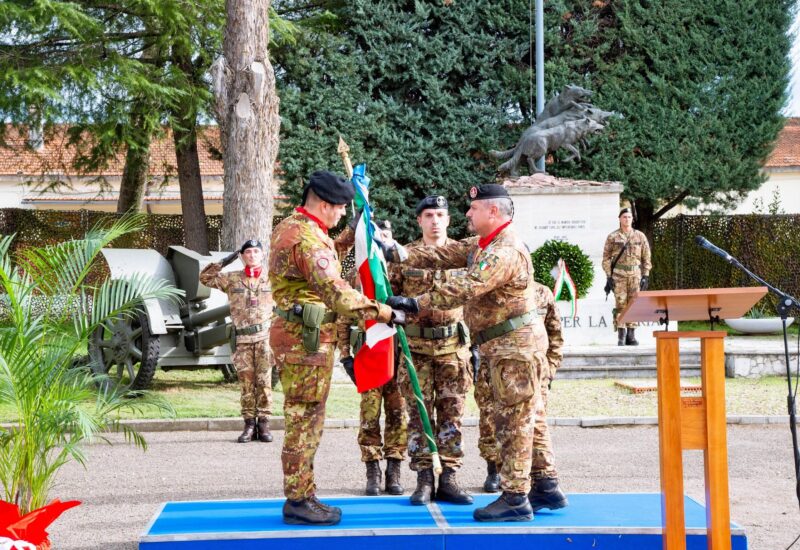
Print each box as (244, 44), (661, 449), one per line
(317, 257), (330, 270)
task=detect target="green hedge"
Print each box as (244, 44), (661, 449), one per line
(651, 214), (800, 312)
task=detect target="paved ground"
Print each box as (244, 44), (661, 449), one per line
(48, 424), (799, 549)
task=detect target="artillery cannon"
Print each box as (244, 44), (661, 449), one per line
(89, 246), (241, 390)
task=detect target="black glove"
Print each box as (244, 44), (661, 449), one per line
(341, 356), (356, 385)
(377, 239), (408, 263)
(390, 309), (407, 326)
(603, 276), (614, 298)
(640, 276), (649, 291)
(220, 250), (239, 267)
(470, 344), (480, 381)
(385, 296), (420, 314)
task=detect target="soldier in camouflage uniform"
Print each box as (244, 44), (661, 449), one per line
(337, 322), (407, 496)
(387, 184), (544, 522)
(388, 196), (473, 506)
(200, 240), (275, 443)
(602, 208), (652, 345)
(475, 281), (567, 512)
(336, 238), (408, 498)
(269, 170), (405, 526)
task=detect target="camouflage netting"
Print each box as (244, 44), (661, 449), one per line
(652, 214), (800, 312)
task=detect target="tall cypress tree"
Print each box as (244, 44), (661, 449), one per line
(542, 0), (793, 234)
(276, 0), (529, 242)
(275, 0), (792, 240)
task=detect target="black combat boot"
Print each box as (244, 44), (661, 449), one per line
(528, 477), (569, 512)
(626, 328), (639, 346)
(237, 418), (256, 443)
(473, 492), (533, 522)
(436, 467), (474, 504)
(410, 468), (435, 505)
(483, 461), (500, 493)
(282, 496), (342, 526)
(617, 328), (626, 346)
(385, 458), (404, 495)
(256, 417), (273, 442)
(365, 460), (382, 496)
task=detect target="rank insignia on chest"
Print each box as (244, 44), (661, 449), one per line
(249, 297), (259, 308)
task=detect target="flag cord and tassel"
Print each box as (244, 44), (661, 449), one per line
(338, 137), (442, 475)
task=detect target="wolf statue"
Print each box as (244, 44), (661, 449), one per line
(490, 85), (619, 176)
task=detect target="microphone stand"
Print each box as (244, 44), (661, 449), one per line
(722, 254), (800, 514)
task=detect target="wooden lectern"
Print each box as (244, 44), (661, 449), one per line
(619, 287), (767, 550)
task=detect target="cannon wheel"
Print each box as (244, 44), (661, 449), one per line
(89, 312), (160, 391)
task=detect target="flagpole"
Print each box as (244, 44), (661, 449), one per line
(338, 136), (442, 475)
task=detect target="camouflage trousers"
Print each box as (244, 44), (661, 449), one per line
(358, 378), (408, 462)
(278, 343), (335, 501)
(476, 350), (557, 481)
(232, 339), (273, 419)
(612, 272), (641, 329)
(399, 349), (471, 471)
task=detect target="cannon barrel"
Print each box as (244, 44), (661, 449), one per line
(182, 303), (231, 329)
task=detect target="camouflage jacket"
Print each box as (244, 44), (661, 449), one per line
(404, 224), (537, 353)
(388, 238), (466, 356)
(199, 263), (272, 344)
(269, 211), (392, 365)
(602, 229), (652, 277)
(531, 281), (563, 373)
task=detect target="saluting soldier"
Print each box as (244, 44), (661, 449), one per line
(200, 240), (275, 444)
(388, 196), (473, 506)
(386, 184), (545, 522)
(602, 208), (652, 345)
(269, 170), (405, 526)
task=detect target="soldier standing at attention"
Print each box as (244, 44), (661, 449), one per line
(602, 208), (652, 346)
(337, 318), (407, 497)
(386, 184), (544, 522)
(473, 280), (568, 513)
(269, 170), (405, 526)
(388, 196), (473, 506)
(337, 220), (407, 498)
(200, 240), (274, 444)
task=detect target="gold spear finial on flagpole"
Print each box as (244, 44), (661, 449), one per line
(338, 136), (354, 180)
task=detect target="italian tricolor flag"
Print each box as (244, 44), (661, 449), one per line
(352, 164), (396, 393)
(553, 257), (578, 318)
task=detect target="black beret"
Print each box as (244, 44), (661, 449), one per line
(415, 195), (449, 216)
(239, 239), (263, 253)
(468, 184), (509, 201)
(301, 170), (355, 206)
(619, 208), (632, 217)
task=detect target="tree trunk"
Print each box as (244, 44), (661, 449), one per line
(212, 0), (280, 253)
(117, 120), (150, 213)
(173, 124), (210, 254)
(633, 199), (656, 241)
(171, 43), (210, 254)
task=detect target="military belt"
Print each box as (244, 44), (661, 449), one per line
(473, 310), (536, 346)
(613, 264), (640, 273)
(404, 323), (459, 340)
(273, 306), (337, 325)
(235, 324), (264, 336)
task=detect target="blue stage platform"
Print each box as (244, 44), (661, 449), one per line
(139, 493), (747, 549)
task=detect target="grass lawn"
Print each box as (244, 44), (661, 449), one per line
(0, 368), (790, 422)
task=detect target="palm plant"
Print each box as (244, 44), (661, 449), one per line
(0, 215), (183, 514)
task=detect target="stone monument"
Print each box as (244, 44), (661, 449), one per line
(504, 173), (670, 346)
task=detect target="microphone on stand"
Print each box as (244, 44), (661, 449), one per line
(694, 236), (734, 263)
